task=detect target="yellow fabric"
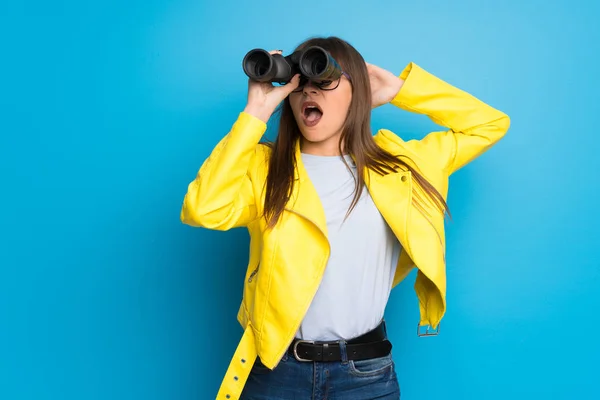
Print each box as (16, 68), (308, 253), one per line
(215, 324), (257, 400)
(181, 62), (510, 399)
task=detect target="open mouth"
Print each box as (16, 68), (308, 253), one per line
(301, 101), (323, 127)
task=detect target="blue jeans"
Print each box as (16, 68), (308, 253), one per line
(240, 344), (400, 399)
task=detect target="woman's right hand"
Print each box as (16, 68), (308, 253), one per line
(243, 50), (301, 123)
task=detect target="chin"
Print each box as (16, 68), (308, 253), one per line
(300, 128), (329, 143)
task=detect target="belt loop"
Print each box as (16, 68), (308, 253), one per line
(339, 340), (348, 365)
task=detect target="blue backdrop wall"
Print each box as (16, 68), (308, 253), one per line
(2, 0), (599, 399)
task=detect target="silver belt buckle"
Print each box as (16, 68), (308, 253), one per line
(417, 323), (440, 337)
(293, 340), (315, 362)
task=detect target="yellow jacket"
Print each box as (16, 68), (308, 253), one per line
(180, 62), (510, 399)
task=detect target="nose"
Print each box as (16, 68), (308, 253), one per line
(302, 81), (318, 95)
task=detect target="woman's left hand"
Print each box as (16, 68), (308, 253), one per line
(366, 62), (404, 108)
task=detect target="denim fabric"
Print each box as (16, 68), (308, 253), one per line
(240, 349), (400, 399)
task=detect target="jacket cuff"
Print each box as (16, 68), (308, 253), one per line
(235, 111), (268, 138)
(390, 62), (424, 108)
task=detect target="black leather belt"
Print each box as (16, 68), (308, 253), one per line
(288, 321), (392, 362)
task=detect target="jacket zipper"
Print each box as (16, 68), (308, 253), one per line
(248, 264), (259, 283)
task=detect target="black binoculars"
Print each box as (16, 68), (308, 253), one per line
(242, 46), (343, 85)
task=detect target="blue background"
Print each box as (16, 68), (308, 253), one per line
(2, 0), (599, 399)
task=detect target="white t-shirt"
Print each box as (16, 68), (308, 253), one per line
(296, 153), (401, 341)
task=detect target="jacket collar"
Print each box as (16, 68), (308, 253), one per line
(284, 140), (329, 237)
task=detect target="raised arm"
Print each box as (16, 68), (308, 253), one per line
(391, 62), (510, 174)
(181, 51), (301, 230)
(370, 61), (510, 174)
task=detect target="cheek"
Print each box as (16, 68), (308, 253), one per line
(288, 95), (301, 115)
(328, 92), (352, 123)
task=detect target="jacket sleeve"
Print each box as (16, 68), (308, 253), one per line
(390, 62), (510, 174)
(180, 112), (267, 230)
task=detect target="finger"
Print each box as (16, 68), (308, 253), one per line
(281, 74), (301, 92)
(271, 74), (300, 97)
(269, 49), (284, 55)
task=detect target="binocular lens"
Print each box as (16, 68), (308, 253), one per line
(299, 47), (342, 82)
(300, 47), (328, 76)
(243, 50), (273, 81)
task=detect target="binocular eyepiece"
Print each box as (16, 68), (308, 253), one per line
(242, 46), (343, 85)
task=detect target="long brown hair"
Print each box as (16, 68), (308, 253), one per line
(262, 36), (450, 228)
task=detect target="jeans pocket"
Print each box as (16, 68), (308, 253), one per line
(251, 352), (289, 375)
(348, 353), (394, 377)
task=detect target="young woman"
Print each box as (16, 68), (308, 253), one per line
(181, 36), (510, 399)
